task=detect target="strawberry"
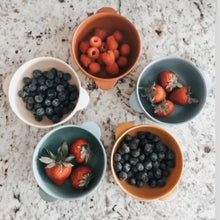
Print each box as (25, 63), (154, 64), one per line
(70, 139), (91, 163)
(158, 70), (183, 92)
(153, 99), (174, 117)
(169, 86), (199, 105)
(70, 165), (92, 189)
(140, 83), (166, 103)
(39, 142), (74, 186)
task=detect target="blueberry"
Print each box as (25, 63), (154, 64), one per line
(143, 143), (154, 154)
(62, 81), (68, 88)
(34, 95), (44, 103)
(56, 84), (65, 92)
(145, 132), (154, 140)
(149, 179), (157, 187)
(23, 77), (31, 85)
(54, 107), (63, 116)
(117, 171), (128, 180)
(31, 78), (38, 85)
(158, 152), (166, 160)
(159, 162), (167, 170)
(47, 89), (56, 99)
(166, 160), (176, 168)
(127, 171), (133, 178)
(33, 70), (42, 78)
(34, 103), (42, 110)
(124, 134), (133, 142)
(45, 79), (54, 88)
(122, 163), (131, 173)
(68, 85), (78, 92)
(44, 99), (51, 106)
(157, 179), (166, 187)
(114, 162), (122, 172)
(121, 143), (130, 154)
(45, 107), (53, 116)
(29, 83), (37, 91)
(26, 103), (33, 110)
(27, 97), (35, 105)
(128, 178), (136, 185)
(129, 157), (139, 166)
(152, 161), (160, 169)
(58, 91), (68, 101)
(120, 158), (125, 164)
(162, 170), (170, 177)
(139, 153), (145, 161)
(39, 85), (48, 92)
(136, 180), (144, 187)
(136, 162), (144, 171)
(36, 107), (45, 116)
(63, 73), (71, 81)
(54, 77), (61, 84)
(123, 154), (130, 162)
(137, 131), (146, 140)
(69, 92), (78, 101)
(51, 115), (60, 123)
(57, 71), (63, 78)
(130, 149), (140, 158)
(47, 68), (56, 79)
(144, 160), (153, 170)
(129, 138), (140, 150)
(150, 153), (158, 162)
(35, 115), (43, 121)
(139, 139), (148, 148)
(154, 169), (162, 179)
(117, 147), (125, 156)
(131, 166), (138, 174)
(136, 172), (148, 183)
(113, 153), (121, 162)
(166, 150), (175, 160)
(18, 90), (27, 98)
(155, 142), (168, 153)
(147, 170), (154, 179)
(152, 135), (160, 143)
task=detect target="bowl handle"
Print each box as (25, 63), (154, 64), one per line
(39, 187), (57, 202)
(115, 122), (136, 140)
(129, 91), (144, 113)
(93, 78), (118, 90)
(3, 74), (13, 97)
(96, 7), (117, 14)
(75, 87), (90, 111)
(80, 121), (101, 139)
(159, 184), (178, 201)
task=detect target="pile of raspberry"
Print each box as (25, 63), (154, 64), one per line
(79, 28), (131, 77)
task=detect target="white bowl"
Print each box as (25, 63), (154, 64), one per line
(5, 57), (89, 128)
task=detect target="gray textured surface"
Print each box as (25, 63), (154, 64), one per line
(0, 0), (215, 219)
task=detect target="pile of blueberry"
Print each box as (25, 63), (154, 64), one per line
(113, 131), (176, 188)
(18, 68), (79, 123)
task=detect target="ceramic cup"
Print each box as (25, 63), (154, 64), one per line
(3, 57), (90, 128)
(71, 7), (141, 90)
(32, 121), (106, 202)
(129, 56), (209, 125)
(111, 122), (183, 200)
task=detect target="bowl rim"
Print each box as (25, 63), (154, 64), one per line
(8, 56), (82, 128)
(71, 11), (141, 81)
(135, 55), (207, 125)
(110, 124), (183, 200)
(32, 124), (107, 200)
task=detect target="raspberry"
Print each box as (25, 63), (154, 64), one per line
(80, 54), (91, 68)
(113, 30), (123, 42)
(120, 43), (131, 56)
(79, 40), (90, 54)
(87, 47), (100, 59)
(94, 28), (107, 41)
(89, 36), (102, 48)
(117, 56), (128, 67)
(106, 62), (119, 76)
(89, 62), (101, 75)
(106, 35), (118, 50)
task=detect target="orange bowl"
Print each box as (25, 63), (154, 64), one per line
(71, 7), (141, 90)
(110, 122), (183, 200)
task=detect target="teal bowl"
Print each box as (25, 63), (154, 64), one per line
(130, 56), (207, 124)
(32, 121), (106, 201)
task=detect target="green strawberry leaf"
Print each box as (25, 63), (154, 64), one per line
(39, 156), (54, 164)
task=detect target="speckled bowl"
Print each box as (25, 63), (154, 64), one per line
(71, 7), (141, 90)
(4, 57), (89, 128)
(32, 121), (106, 202)
(129, 56), (208, 124)
(111, 122), (183, 200)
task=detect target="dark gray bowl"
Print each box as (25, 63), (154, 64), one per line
(130, 56), (207, 124)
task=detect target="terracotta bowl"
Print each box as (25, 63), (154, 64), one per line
(71, 7), (141, 90)
(110, 122), (183, 200)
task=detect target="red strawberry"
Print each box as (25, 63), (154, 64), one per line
(140, 83), (166, 103)
(70, 165), (92, 189)
(158, 70), (183, 92)
(39, 142), (74, 186)
(153, 99), (174, 117)
(169, 86), (199, 105)
(70, 139), (91, 163)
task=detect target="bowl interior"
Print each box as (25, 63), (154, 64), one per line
(111, 125), (183, 200)
(72, 13), (140, 79)
(9, 57), (80, 127)
(137, 57), (207, 124)
(33, 126), (106, 199)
